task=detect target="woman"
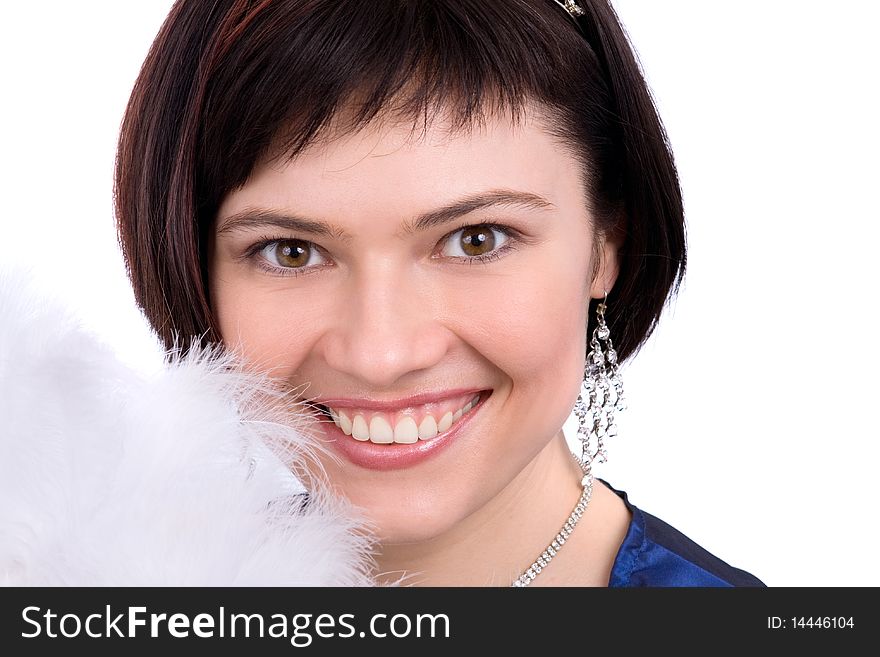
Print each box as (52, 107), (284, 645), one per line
(114, 0), (764, 586)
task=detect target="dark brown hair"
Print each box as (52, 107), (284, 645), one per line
(114, 0), (686, 364)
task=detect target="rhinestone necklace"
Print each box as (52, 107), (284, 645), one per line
(511, 455), (594, 587)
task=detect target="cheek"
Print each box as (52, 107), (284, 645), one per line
(444, 255), (590, 451)
(462, 259), (589, 386)
(210, 271), (325, 375)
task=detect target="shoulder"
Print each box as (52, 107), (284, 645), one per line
(598, 478), (766, 587)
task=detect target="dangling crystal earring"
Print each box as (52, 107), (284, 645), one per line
(573, 291), (626, 479)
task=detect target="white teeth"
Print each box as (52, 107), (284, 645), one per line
(418, 415), (438, 440)
(337, 410), (352, 435)
(393, 416), (419, 444)
(351, 415), (370, 441)
(327, 392), (484, 444)
(325, 408), (338, 428)
(369, 416), (394, 443)
(437, 411), (454, 433)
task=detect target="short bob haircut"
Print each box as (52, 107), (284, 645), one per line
(115, 0), (685, 364)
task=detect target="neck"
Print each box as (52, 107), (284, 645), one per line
(372, 430), (586, 586)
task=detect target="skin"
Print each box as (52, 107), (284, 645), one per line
(208, 101), (631, 586)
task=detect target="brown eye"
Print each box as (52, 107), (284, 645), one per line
(259, 239), (326, 270)
(275, 240), (309, 267)
(459, 226), (495, 256)
(440, 224), (509, 259)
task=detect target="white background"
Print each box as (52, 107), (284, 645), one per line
(1, 1), (877, 586)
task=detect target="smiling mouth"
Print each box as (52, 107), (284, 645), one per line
(311, 390), (491, 444)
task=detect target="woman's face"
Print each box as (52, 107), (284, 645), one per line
(208, 102), (619, 543)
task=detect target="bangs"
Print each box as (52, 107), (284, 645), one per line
(196, 0), (604, 213)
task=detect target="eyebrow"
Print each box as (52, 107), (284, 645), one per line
(215, 189), (555, 241)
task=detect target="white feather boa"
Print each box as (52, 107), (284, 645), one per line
(0, 267), (378, 586)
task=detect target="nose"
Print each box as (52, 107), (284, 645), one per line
(320, 259), (451, 389)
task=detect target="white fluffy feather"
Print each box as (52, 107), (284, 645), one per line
(0, 266), (378, 586)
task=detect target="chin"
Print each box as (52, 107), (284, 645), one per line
(347, 491), (464, 545)
(372, 521), (454, 546)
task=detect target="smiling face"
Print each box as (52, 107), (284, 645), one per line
(207, 102), (619, 544)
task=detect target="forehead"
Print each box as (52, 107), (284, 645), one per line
(218, 102), (582, 225)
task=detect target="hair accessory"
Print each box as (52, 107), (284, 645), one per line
(554, 0), (586, 19)
(553, 0), (586, 21)
(551, 1), (587, 38)
(574, 291), (626, 473)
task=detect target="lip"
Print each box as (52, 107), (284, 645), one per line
(311, 388), (486, 413)
(316, 389), (491, 471)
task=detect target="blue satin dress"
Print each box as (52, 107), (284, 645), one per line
(600, 478), (766, 587)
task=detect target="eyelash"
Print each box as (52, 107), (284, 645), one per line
(241, 222), (523, 278)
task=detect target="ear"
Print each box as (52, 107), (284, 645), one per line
(590, 228), (625, 299)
